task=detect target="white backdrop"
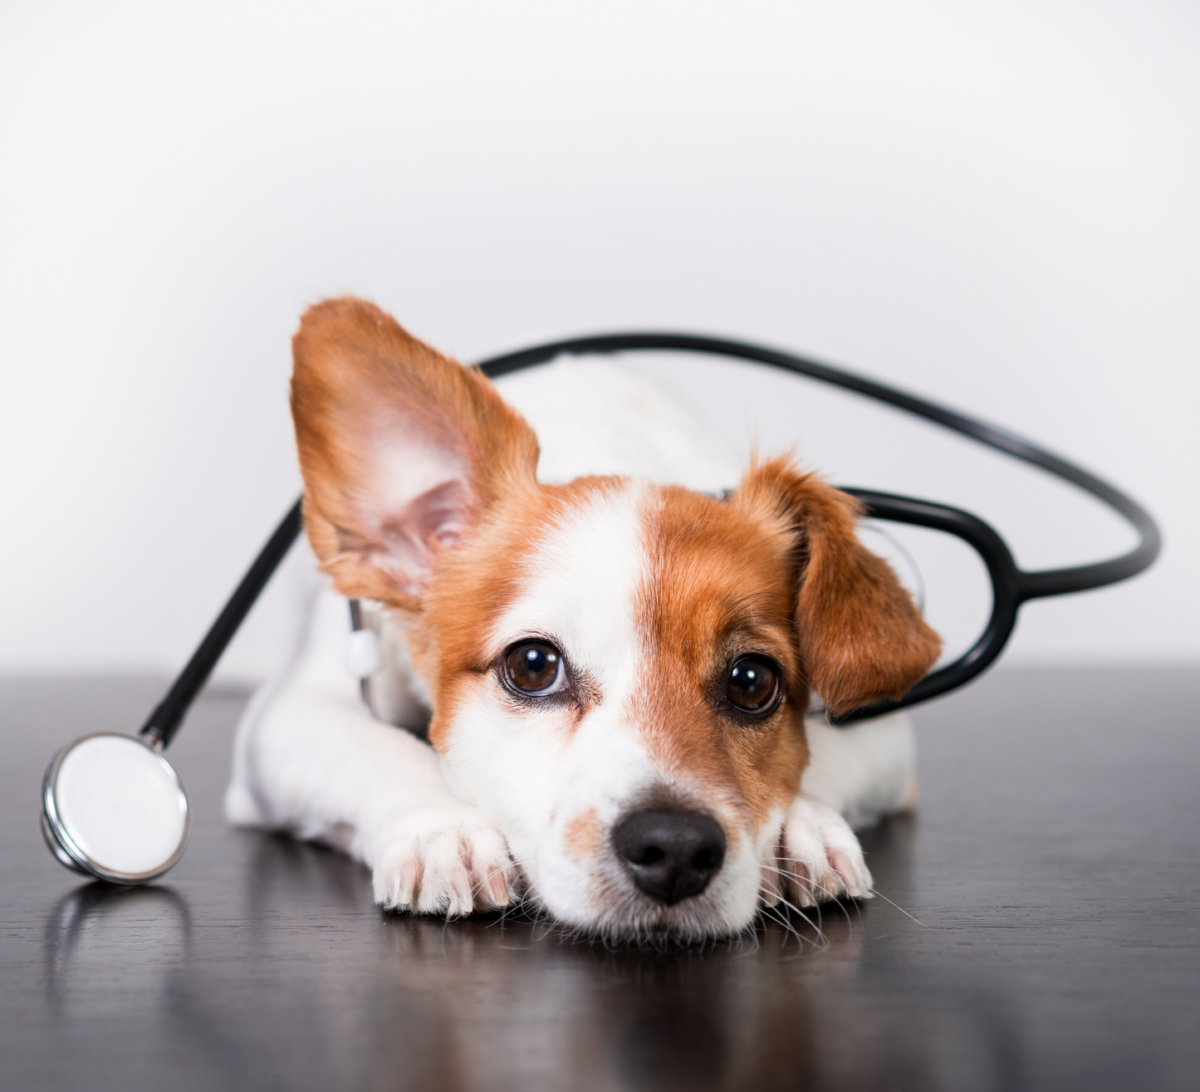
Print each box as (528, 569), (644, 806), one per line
(1, 0), (1196, 683)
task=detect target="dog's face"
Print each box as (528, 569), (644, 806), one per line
(291, 297), (939, 939)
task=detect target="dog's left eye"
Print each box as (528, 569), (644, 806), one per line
(503, 641), (567, 696)
(725, 656), (782, 715)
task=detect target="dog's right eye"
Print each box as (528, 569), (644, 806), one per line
(503, 641), (567, 696)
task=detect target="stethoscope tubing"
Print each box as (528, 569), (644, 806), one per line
(477, 332), (1161, 599)
(140, 499), (303, 748)
(138, 331), (1160, 743)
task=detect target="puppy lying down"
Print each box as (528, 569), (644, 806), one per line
(226, 298), (941, 942)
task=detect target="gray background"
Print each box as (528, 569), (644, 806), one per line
(1, 0), (1195, 681)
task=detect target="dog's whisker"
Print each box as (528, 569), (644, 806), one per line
(769, 905), (809, 950)
(762, 859), (859, 924)
(763, 888), (832, 949)
(864, 886), (926, 927)
(757, 902), (800, 948)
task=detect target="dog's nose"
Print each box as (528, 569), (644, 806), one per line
(612, 809), (726, 905)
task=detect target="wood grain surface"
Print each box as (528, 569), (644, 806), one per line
(1, 668), (1197, 1091)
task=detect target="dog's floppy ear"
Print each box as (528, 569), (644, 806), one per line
(734, 457), (941, 717)
(290, 296), (539, 607)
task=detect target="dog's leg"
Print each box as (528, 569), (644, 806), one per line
(769, 712), (917, 907)
(225, 588), (516, 917)
(776, 793), (874, 906)
(799, 710), (918, 830)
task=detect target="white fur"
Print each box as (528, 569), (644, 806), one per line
(496, 357), (743, 490)
(226, 582), (514, 913)
(800, 712), (918, 830)
(226, 358), (916, 936)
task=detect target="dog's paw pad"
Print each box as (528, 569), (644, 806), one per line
(778, 795), (873, 906)
(370, 806), (516, 917)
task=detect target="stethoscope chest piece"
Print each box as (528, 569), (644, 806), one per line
(42, 733), (190, 885)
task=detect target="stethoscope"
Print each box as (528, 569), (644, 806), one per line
(41, 332), (1161, 887)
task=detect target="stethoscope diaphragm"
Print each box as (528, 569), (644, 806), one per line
(41, 733), (190, 885)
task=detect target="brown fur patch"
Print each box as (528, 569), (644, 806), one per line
(633, 485), (810, 835)
(630, 460), (940, 834)
(562, 808), (602, 860)
(291, 296), (540, 607)
(415, 476), (625, 749)
(732, 456), (942, 717)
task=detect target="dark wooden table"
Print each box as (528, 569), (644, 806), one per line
(2, 668), (1197, 1091)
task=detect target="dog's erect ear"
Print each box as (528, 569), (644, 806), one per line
(290, 297), (539, 607)
(734, 457), (942, 717)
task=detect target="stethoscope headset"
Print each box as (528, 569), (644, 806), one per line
(41, 332), (1161, 887)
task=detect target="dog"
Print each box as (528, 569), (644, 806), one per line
(225, 296), (941, 941)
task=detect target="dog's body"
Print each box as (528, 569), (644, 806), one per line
(226, 299), (939, 941)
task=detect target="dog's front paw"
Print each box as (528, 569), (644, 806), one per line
(772, 795), (873, 908)
(370, 806), (516, 917)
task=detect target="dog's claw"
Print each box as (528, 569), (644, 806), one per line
(449, 868), (474, 917)
(396, 858), (420, 909)
(785, 862), (816, 908)
(760, 862), (783, 908)
(486, 870), (511, 908)
(829, 848), (865, 899)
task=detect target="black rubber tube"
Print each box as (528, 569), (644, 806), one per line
(832, 490), (1021, 723)
(477, 332), (1161, 599)
(139, 499), (304, 747)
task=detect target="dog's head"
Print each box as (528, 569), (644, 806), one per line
(291, 297), (940, 939)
